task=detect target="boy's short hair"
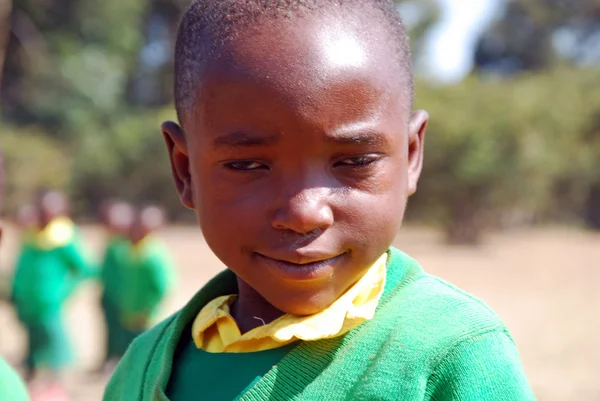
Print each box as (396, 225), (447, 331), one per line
(174, 0), (413, 124)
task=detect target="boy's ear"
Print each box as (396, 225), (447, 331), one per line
(161, 121), (195, 209)
(407, 110), (428, 196)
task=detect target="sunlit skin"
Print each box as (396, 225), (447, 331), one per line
(102, 202), (135, 238)
(130, 206), (165, 245)
(38, 191), (69, 229)
(163, 12), (428, 333)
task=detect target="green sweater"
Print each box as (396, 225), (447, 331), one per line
(119, 237), (173, 323)
(103, 248), (535, 401)
(12, 235), (91, 323)
(167, 339), (297, 400)
(100, 235), (131, 306)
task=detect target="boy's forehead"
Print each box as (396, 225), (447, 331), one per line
(193, 13), (410, 118)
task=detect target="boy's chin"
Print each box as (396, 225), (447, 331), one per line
(266, 289), (339, 317)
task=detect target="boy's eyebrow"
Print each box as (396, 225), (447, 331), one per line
(213, 129), (390, 148)
(325, 130), (389, 146)
(213, 132), (280, 148)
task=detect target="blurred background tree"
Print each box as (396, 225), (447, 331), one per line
(473, 0), (600, 231)
(0, 0), (598, 242)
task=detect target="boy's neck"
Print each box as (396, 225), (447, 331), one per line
(231, 278), (286, 334)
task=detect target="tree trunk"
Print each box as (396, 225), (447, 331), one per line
(0, 0), (12, 86)
(586, 183), (600, 230)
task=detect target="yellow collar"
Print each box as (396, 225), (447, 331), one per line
(131, 235), (154, 258)
(191, 253), (387, 353)
(34, 217), (75, 250)
(133, 235), (150, 249)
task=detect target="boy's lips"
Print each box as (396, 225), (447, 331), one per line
(254, 251), (348, 282)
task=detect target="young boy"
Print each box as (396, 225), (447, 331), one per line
(0, 153), (30, 401)
(12, 190), (91, 395)
(117, 206), (174, 351)
(98, 200), (135, 370)
(105, 1), (535, 400)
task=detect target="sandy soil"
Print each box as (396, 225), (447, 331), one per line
(0, 224), (598, 400)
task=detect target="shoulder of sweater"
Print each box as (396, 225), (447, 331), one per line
(377, 273), (512, 363)
(384, 251), (505, 331)
(130, 312), (179, 356)
(105, 313), (179, 398)
(417, 274), (500, 315)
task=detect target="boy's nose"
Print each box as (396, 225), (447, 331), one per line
(271, 188), (334, 235)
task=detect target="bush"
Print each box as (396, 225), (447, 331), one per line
(1, 125), (71, 215)
(409, 68), (600, 243)
(70, 108), (186, 219)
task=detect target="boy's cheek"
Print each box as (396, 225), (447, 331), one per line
(339, 191), (405, 247)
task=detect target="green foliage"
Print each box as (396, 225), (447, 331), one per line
(1, 124), (71, 214)
(410, 68), (600, 243)
(70, 108), (184, 219)
(475, 0), (600, 72)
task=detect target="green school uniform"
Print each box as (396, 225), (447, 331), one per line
(0, 358), (29, 401)
(103, 248), (535, 401)
(167, 334), (297, 400)
(119, 236), (173, 337)
(100, 235), (132, 359)
(12, 219), (91, 370)
(101, 235), (131, 306)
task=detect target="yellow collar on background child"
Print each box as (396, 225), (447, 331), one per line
(131, 234), (153, 256)
(191, 253), (388, 353)
(34, 217), (75, 250)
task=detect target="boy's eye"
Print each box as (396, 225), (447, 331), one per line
(334, 155), (380, 168)
(224, 161), (269, 171)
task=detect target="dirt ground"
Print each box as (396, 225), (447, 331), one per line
(0, 224), (598, 400)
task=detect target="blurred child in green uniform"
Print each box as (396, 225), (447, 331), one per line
(11, 190), (92, 398)
(119, 206), (174, 349)
(0, 152), (30, 401)
(0, 205), (38, 300)
(98, 200), (134, 371)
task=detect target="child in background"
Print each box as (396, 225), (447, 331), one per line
(118, 206), (174, 351)
(0, 152), (30, 401)
(105, 1), (535, 400)
(1, 205), (39, 300)
(12, 190), (92, 399)
(98, 200), (135, 372)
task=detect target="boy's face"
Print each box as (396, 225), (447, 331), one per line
(129, 219), (146, 244)
(38, 192), (68, 227)
(164, 14), (428, 315)
(106, 203), (134, 236)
